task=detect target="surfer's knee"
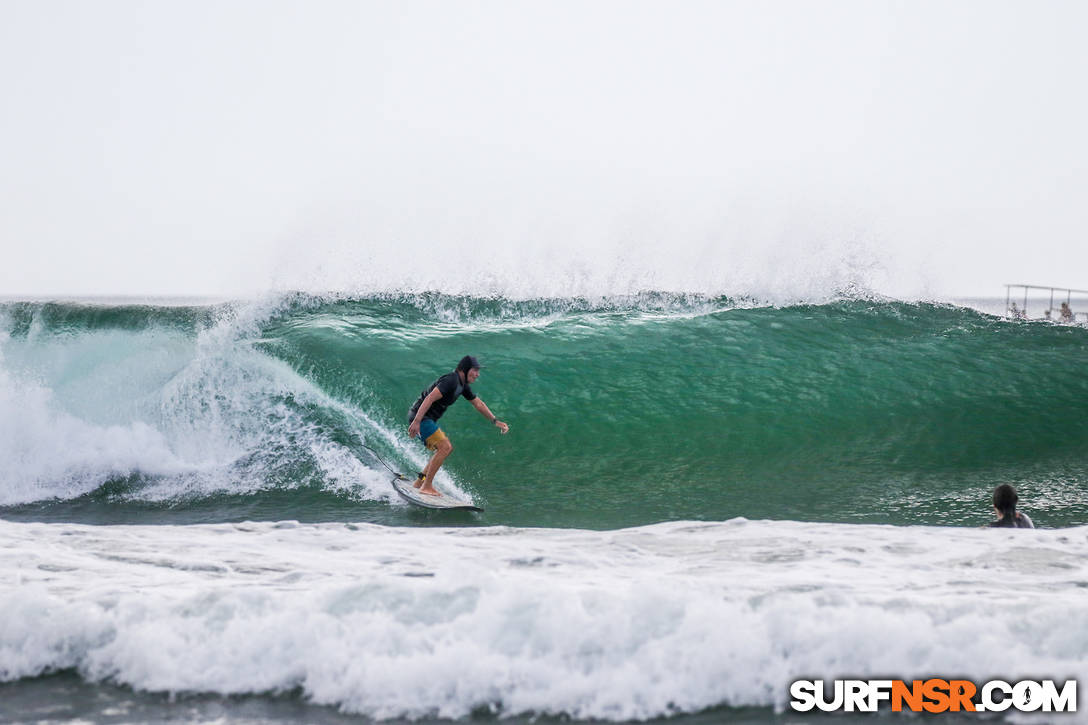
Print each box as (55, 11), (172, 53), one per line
(438, 439), (453, 456)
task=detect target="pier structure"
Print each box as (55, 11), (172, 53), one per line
(1005, 284), (1088, 323)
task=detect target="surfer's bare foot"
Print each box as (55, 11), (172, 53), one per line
(418, 487), (442, 497)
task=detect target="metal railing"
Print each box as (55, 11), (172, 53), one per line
(1005, 284), (1088, 323)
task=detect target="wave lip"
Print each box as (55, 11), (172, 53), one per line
(3, 519), (1086, 720)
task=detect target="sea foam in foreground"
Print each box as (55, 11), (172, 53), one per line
(2, 518), (1086, 721)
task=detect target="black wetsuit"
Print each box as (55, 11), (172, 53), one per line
(988, 512), (1034, 529)
(407, 371), (477, 423)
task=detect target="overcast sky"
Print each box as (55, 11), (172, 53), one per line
(2, 0), (1086, 300)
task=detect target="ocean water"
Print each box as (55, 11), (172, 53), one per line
(2, 293), (1087, 723)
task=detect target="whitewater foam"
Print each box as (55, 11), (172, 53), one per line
(2, 519), (1085, 721)
(0, 337), (195, 506)
(0, 298), (455, 508)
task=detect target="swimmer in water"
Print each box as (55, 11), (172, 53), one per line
(987, 483), (1034, 529)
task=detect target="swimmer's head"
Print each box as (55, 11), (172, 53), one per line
(993, 483), (1019, 517)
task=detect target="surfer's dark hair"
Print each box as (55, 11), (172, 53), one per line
(993, 484), (1018, 520)
(457, 355), (481, 373)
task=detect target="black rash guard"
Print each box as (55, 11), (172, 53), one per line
(407, 371), (477, 423)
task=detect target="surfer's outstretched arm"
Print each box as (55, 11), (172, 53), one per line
(470, 398), (509, 434)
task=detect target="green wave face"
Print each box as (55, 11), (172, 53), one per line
(3, 295), (1088, 529)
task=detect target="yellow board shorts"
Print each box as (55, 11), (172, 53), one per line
(419, 418), (448, 450)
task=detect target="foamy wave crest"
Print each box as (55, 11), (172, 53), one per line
(0, 345), (195, 506)
(0, 392), (190, 507)
(0, 300), (417, 506)
(2, 520), (1085, 720)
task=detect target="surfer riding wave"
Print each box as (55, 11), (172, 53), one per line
(407, 355), (509, 496)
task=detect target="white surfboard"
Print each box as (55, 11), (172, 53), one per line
(390, 475), (484, 512)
